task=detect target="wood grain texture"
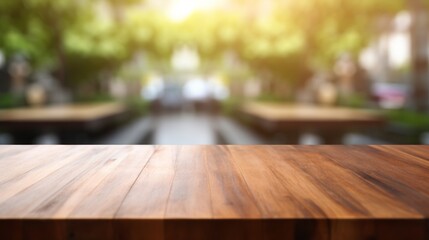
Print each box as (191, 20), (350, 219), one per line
(115, 146), (177, 218)
(0, 145), (428, 240)
(165, 146), (212, 218)
(205, 146), (261, 218)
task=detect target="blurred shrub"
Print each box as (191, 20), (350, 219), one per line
(0, 93), (22, 109)
(124, 97), (150, 117)
(255, 93), (288, 103)
(0, 0), (409, 105)
(221, 97), (243, 116)
(76, 93), (115, 103)
(338, 93), (367, 108)
(387, 110), (429, 131)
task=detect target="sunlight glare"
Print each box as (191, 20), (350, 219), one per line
(168, 0), (197, 22)
(167, 0), (223, 22)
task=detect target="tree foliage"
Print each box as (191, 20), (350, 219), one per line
(0, 0), (410, 88)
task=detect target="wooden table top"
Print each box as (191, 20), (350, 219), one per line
(241, 102), (384, 123)
(0, 145), (428, 220)
(0, 103), (127, 123)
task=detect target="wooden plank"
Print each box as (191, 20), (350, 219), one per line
(115, 146), (177, 218)
(28, 146), (136, 218)
(205, 146), (261, 218)
(163, 220), (265, 240)
(330, 220), (426, 240)
(0, 146), (115, 218)
(22, 220), (66, 240)
(0, 146), (84, 205)
(230, 145), (366, 218)
(285, 146), (422, 218)
(0, 145), (76, 184)
(114, 220), (164, 240)
(227, 145), (311, 218)
(372, 145), (429, 164)
(0, 220), (22, 240)
(303, 145), (429, 216)
(165, 146), (212, 218)
(261, 220), (329, 240)
(69, 146), (155, 218)
(65, 220), (113, 240)
(1, 220), (161, 240)
(0, 145), (37, 158)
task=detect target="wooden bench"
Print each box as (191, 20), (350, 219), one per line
(0, 103), (128, 143)
(240, 102), (385, 144)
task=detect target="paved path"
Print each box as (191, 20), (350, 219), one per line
(152, 112), (217, 144)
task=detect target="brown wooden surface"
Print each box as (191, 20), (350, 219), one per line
(0, 145), (428, 240)
(0, 103), (127, 138)
(0, 103), (126, 122)
(240, 102), (385, 132)
(241, 102), (384, 123)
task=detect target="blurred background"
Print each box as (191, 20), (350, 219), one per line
(1, 0), (429, 144)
